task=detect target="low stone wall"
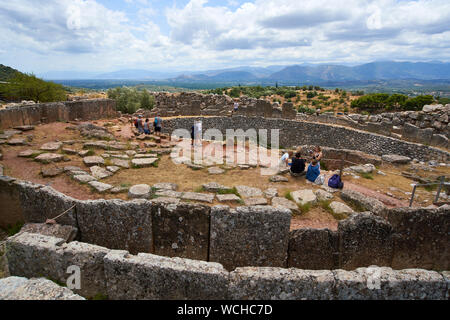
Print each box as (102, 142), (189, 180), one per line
(162, 116), (450, 162)
(141, 92), (296, 119)
(0, 99), (117, 130)
(1, 176), (448, 272)
(301, 104), (450, 148)
(6, 233), (449, 300)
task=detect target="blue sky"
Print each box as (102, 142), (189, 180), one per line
(0, 0), (449, 74)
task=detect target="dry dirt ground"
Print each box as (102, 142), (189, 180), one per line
(1, 119), (448, 232)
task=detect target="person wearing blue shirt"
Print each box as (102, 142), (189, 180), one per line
(306, 160), (321, 182)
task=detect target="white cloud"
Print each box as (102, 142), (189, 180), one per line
(0, 0), (449, 73)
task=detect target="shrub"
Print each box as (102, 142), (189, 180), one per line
(298, 106), (315, 114)
(107, 87), (154, 114)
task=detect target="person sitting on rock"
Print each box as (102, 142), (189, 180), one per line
(290, 151), (306, 177)
(306, 159), (321, 182)
(143, 118), (151, 135)
(279, 151), (293, 168)
(311, 146), (323, 166)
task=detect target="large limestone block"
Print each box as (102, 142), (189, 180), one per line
(76, 199), (153, 255)
(338, 213), (394, 269)
(340, 189), (386, 215)
(330, 201), (354, 215)
(19, 223), (78, 242)
(5, 232), (109, 298)
(104, 250), (229, 300)
(151, 202), (210, 260)
(229, 267), (335, 300)
(16, 182), (78, 227)
(385, 206), (449, 270)
(0, 277), (85, 300)
(288, 229), (338, 269)
(0, 176), (23, 229)
(210, 206), (291, 270)
(333, 267), (447, 300)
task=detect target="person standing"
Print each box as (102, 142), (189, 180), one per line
(143, 118), (150, 135)
(154, 114), (162, 136)
(231, 99), (239, 116)
(137, 115), (144, 134)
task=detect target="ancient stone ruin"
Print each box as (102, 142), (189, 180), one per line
(0, 98), (448, 300)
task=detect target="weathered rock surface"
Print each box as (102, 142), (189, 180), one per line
(229, 267), (335, 300)
(0, 277), (85, 300)
(340, 189), (386, 214)
(244, 197), (268, 206)
(236, 185), (263, 198)
(73, 174), (97, 183)
(19, 223), (78, 242)
(291, 189), (317, 206)
(270, 175), (289, 183)
(83, 156), (105, 167)
(210, 205), (291, 270)
(41, 167), (64, 178)
(131, 158), (158, 168)
(216, 194), (241, 203)
(264, 188), (278, 198)
(76, 199), (152, 255)
(110, 158), (130, 168)
(7, 138), (28, 146)
(338, 213), (393, 269)
(182, 192), (215, 203)
(151, 202), (210, 260)
(202, 182), (231, 193)
(104, 250), (229, 300)
(382, 154), (412, 164)
(35, 153), (64, 163)
(271, 197), (299, 214)
(153, 183), (178, 191)
(208, 167), (225, 175)
(40, 142), (62, 151)
(18, 149), (40, 158)
(314, 189), (334, 201)
(330, 201), (354, 215)
(90, 166), (113, 179)
(288, 228), (338, 269)
(128, 184), (151, 199)
(88, 181), (113, 193)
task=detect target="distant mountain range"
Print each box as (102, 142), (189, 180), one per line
(38, 61), (450, 83)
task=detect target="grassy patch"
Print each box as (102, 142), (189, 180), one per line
(120, 183), (131, 188)
(361, 172), (374, 180)
(217, 187), (241, 198)
(319, 200), (333, 214)
(91, 293), (109, 300)
(320, 161), (328, 171)
(194, 186), (204, 193)
(104, 159), (113, 167)
(297, 203), (311, 214)
(284, 191), (294, 201)
(345, 200), (367, 213)
(5, 222), (24, 236)
(85, 149), (95, 156)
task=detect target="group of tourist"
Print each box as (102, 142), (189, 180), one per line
(133, 115), (162, 136)
(280, 146), (324, 184)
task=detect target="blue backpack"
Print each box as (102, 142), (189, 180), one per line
(328, 174), (344, 189)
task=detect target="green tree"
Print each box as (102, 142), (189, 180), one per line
(403, 95), (434, 111)
(0, 73), (67, 102)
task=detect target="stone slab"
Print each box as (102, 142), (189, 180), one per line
(210, 205), (291, 270)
